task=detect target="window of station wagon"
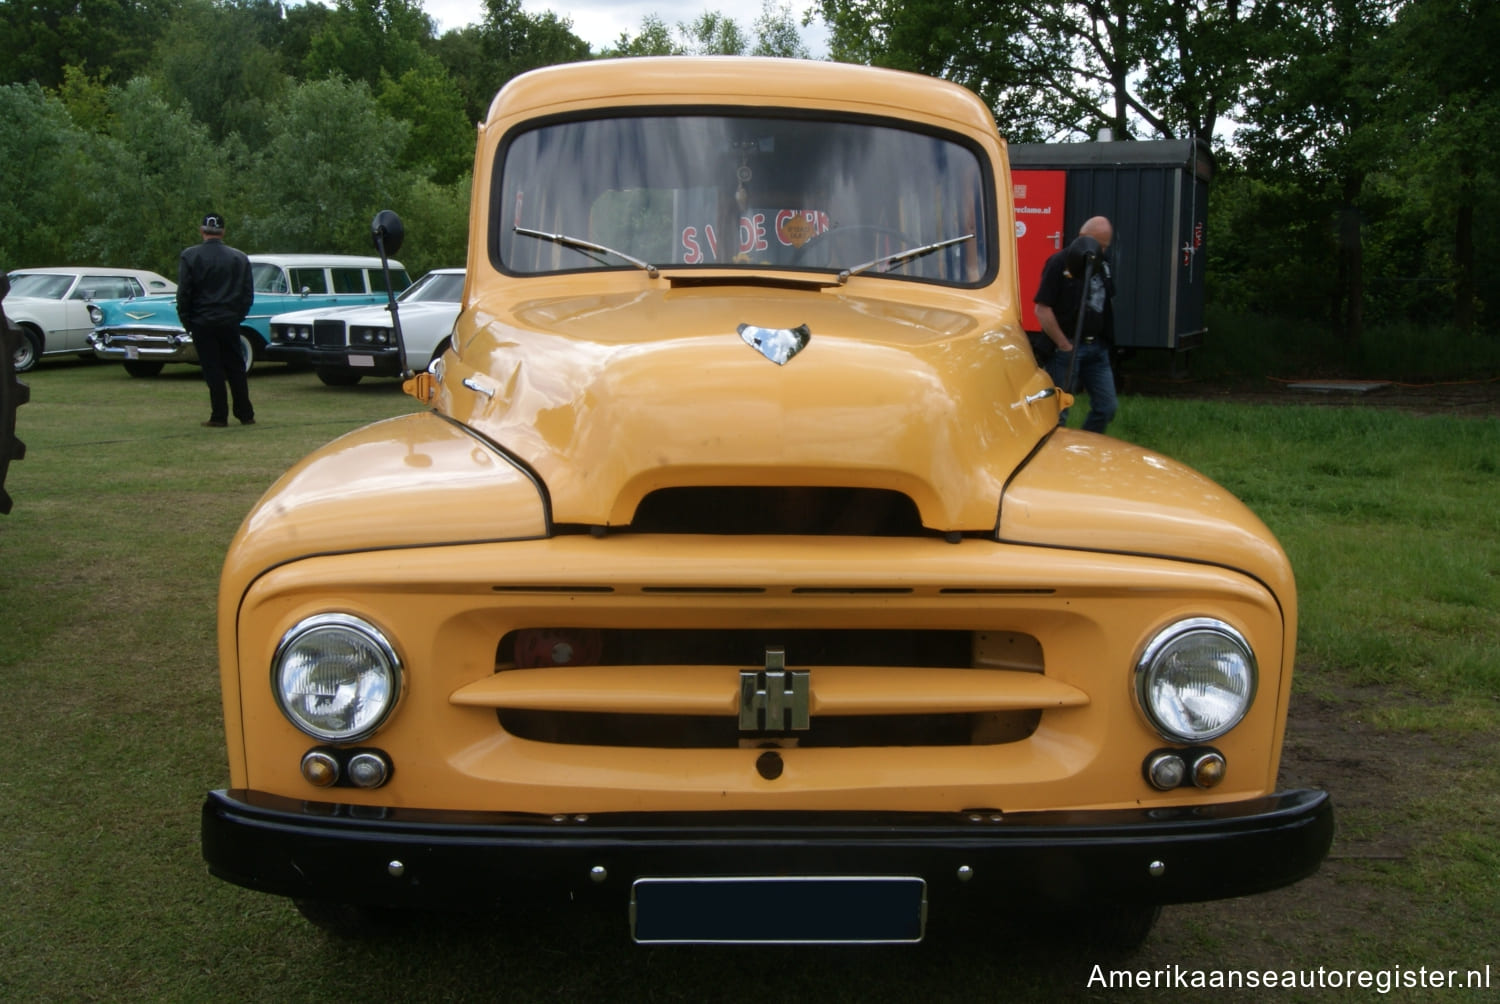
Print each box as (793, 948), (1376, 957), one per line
(496, 113), (993, 285)
(332, 268), (368, 294)
(290, 268), (329, 295)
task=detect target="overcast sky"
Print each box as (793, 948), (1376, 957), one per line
(421, 0), (829, 55)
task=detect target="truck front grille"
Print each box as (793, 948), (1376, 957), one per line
(313, 320), (346, 348)
(462, 627), (1067, 749)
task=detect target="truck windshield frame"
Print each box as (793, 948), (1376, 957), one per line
(491, 110), (996, 287)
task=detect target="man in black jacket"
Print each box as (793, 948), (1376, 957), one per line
(178, 213), (255, 427)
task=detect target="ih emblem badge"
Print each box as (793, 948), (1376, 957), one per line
(738, 323), (810, 366)
(739, 646), (810, 731)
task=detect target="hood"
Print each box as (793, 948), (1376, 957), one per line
(436, 284), (1059, 531)
(272, 302), (396, 325)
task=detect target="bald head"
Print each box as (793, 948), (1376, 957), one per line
(1080, 216), (1113, 250)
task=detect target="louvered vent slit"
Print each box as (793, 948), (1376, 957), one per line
(629, 486), (930, 536)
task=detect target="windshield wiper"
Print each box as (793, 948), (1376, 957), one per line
(839, 233), (975, 285)
(513, 226), (659, 278)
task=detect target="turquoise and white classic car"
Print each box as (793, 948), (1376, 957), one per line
(88, 254), (410, 377)
(5, 266), (177, 372)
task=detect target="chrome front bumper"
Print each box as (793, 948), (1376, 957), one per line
(89, 328), (198, 363)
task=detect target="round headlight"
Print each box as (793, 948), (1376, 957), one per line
(273, 613), (401, 742)
(1135, 618), (1257, 743)
(88, 304), (103, 324)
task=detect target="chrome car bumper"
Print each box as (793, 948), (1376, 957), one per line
(89, 328), (199, 363)
(264, 343), (404, 375)
(203, 787), (1333, 920)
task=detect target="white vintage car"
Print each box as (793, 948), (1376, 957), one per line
(4, 266), (177, 372)
(266, 267), (463, 386)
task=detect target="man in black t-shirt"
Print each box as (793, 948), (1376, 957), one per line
(1032, 216), (1117, 434)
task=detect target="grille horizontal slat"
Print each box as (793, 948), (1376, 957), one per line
(451, 665), (1083, 716)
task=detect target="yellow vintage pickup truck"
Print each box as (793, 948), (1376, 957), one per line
(201, 56), (1332, 948)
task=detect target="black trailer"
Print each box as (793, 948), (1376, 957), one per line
(1008, 138), (1212, 363)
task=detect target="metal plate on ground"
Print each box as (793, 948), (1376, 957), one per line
(630, 876), (927, 944)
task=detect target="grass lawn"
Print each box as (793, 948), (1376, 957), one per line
(1, 359), (1496, 1001)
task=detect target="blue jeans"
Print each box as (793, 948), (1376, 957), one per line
(1045, 341), (1117, 433)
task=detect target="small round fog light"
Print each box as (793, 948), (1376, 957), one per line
(1145, 751), (1186, 791)
(347, 751), (392, 789)
(1191, 750), (1226, 788)
(301, 750), (340, 787)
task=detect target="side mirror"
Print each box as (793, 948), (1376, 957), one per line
(372, 210), (404, 258)
(370, 210), (412, 378)
(1065, 234), (1102, 276)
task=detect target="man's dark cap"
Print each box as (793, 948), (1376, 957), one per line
(201, 214), (226, 233)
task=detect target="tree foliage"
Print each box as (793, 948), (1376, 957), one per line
(0, 0), (1491, 338)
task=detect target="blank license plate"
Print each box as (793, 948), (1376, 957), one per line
(630, 876), (926, 944)
(349, 354), (375, 368)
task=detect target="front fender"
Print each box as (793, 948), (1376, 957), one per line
(222, 411), (550, 597)
(999, 430), (1295, 609)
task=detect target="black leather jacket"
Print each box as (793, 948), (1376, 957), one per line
(177, 239), (254, 329)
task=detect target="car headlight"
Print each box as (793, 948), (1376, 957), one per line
(273, 613), (402, 742)
(1134, 618), (1256, 743)
(88, 305), (103, 324)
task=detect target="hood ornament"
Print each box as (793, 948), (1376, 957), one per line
(738, 323), (810, 366)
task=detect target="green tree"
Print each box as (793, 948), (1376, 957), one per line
(303, 0), (434, 87)
(56, 64), (114, 134)
(389, 176), (471, 276)
(603, 14), (682, 57)
(0, 83), (93, 266)
(1135, 0), (1266, 142)
(1385, 0), (1500, 332)
(604, 7), (807, 59)
(679, 11), (748, 54)
(0, 0), (175, 89)
(814, 0), (1068, 140)
(243, 77), (413, 253)
(466, 0), (590, 112)
(150, 0), (289, 147)
(429, 25), (492, 123)
(377, 66), (475, 184)
(752, 1), (811, 58)
(77, 77), (242, 273)
(814, 0), (1274, 142)
(1236, 0), (1398, 344)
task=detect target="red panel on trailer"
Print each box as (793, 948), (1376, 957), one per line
(1011, 169), (1067, 332)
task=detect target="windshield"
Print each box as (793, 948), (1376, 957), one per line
(401, 271), (464, 303)
(495, 113), (991, 285)
(252, 263), (289, 294)
(8, 273), (74, 299)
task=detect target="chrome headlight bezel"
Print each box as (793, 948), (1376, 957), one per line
(272, 613), (402, 743)
(1134, 617), (1258, 744)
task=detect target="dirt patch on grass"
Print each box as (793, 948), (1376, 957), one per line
(1127, 372), (1500, 419)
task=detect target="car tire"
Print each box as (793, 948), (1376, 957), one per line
(316, 367), (364, 387)
(12, 325), (41, 373)
(239, 331), (258, 374)
(123, 360), (166, 378)
(293, 899), (410, 937)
